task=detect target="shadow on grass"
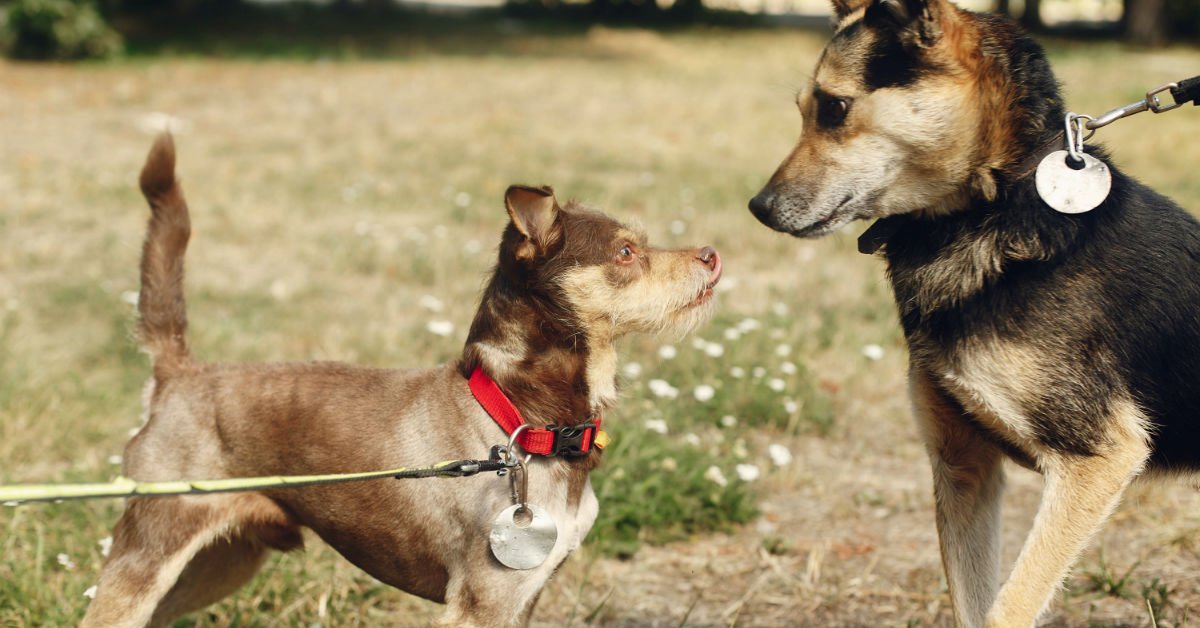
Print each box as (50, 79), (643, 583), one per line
(110, 2), (833, 60)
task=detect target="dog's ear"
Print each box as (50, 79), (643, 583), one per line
(866, 0), (942, 47)
(830, 0), (866, 20)
(504, 184), (562, 261)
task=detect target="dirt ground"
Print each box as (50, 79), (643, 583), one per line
(526, 407), (1200, 628)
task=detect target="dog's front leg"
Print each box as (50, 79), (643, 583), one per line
(985, 407), (1150, 628)
(911, 370), (1006, 627)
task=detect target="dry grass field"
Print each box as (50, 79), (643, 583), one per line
(2, 17), (1200, 627)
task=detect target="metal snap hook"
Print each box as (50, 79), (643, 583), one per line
(1064, 113), (1095, 166)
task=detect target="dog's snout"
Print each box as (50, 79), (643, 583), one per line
(696, 246), (722, 288)
(749, 191), (773, 221)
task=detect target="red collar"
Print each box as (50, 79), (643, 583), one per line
(468, 366), (607, 458)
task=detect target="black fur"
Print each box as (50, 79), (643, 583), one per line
(882, 150), (1200, 472)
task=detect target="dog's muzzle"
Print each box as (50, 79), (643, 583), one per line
(748, 190), (776, 227)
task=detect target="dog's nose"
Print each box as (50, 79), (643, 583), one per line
(697, 246), (722, 286)
(748, 191), (773, 221)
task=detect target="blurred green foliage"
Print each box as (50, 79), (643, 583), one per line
(1, 0), (122, 59)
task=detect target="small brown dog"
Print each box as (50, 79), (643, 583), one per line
(82, 134), (721, 627)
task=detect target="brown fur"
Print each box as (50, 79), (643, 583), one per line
(83, 135), (721, 627)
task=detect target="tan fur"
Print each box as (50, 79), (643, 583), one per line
(911, 370), (1005, 627)
(83, 136), (721, 627)
(988, 404), (1150, 626)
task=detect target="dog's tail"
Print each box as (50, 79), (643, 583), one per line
(136, 133), (192, 377)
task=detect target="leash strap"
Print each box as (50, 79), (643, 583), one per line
(468, 366), (606, 458)
(1171, 75), (1200, 107)
(0, 459), (508, 505)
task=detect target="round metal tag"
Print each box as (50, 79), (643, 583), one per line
(489, 504), (557, 570)
(1034, 150), (1111, 214)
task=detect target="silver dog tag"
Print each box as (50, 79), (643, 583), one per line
(489, 504), (557, 570)
(1035, 150), (1111, 214)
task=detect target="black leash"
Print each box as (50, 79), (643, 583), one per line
(1171, 75), (1200, 108)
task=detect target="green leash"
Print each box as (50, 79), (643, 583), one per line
(0, 457), (509, 505)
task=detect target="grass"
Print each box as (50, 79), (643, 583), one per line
(2, 17), (1200, 628)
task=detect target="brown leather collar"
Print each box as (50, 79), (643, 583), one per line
(1013, 130), (1066, 181)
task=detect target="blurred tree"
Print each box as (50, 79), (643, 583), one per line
(1124, 0), (1167, 44)
(1020, 0), (1042, 30)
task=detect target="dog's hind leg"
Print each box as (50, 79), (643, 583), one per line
(985, 401), (1150, 628)
(912, 370), (1006, 627)
(82, 493), (298, 628)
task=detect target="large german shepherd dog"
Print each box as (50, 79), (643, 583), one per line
(749, 0), (1199, 625)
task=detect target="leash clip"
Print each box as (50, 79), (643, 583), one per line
(1085, 82), (1182, 131)
(1147, 82), (1182, 113)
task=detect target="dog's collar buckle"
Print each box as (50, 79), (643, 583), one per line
(546, 423), (599, 458)
(468, 366), (607, 458)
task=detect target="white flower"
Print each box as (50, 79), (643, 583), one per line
(269, 279), (289, 301)
(622, 362), (643, 379)
(658, 345), (677, 360)
(418, 295), (445, 312)
(733, 439), (750, 459)
(454, 191), (472, 208)
(83, 585), (98, 599)
(736, 317), (761, 333)
(644, 418), (669, 434)
(693, 385), (715, 402)
(107, 455), (122, 465)
(405, 226), (427, 243)
(704, 465), (728, 487)
(780, 361), (797, 375)
(862, 344), (885, 361)
(119, 290), (139, 306)
(752, 366), (767, 379)
(735, 464), (761, 482)
(772, 302), (789, 316)
(768, 378), (786, 392)
(57, 553), (75, 570)
(783, 399), (798, 414)
(683, 433), (702, 446)
(647, 379), (679, 399)
(138, 111), (191, 135)
(692, 337), (709, 350)
(463, 239), (483, 255)
(98, 537), (113, 557)
(723, 328), (741, 341)
(768, 444), (794, 467)
(704, 343), (725, 358)
(426, 320), (454, 337)
(660, 457), (678, 472)
(720, 414), (738, 427)
(670, 220), (686, 235)
(729, 366), (746, 379)
(775, 344), (792, 357)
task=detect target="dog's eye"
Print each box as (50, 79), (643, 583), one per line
(617, 244), (635, 263)
(817, 96), (850, 128)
